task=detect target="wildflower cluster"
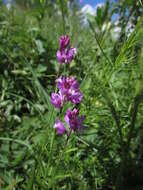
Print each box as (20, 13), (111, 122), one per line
(51, 35), (85, 135)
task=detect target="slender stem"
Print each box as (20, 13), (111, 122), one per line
(116, 92), (143, 190)
(108, 102), (123, 148)
(56, 64), (61, 79)
(107, 101), (125, 190)
(49, 64), (61, 124)
(59, 0), (66, 34)
(139, 0), (143, 6)
(126, 93), (143, 152)
(51, 129), (72, 189)
(88, 20), (113, 66)
(57, 129), (72, 165)
(76, 136), (97, 153)
(63, 129), (72, 151)
(47, 65), (62, 169)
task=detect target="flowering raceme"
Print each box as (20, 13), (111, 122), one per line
(51, 35), (85, 136)
(56, 35), (76, 64)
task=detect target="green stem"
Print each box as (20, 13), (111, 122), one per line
(47, 64), (62, 169)
(116, 92), (143, 190)
(63, 128), (72, 152)
(108, 102), (123, 148)
(51, 129), (72, 188)
(106, 101), (125, 190)
(59, 0), (66, 34)
(126, 92), (143, 153)
(55, 129), (72, 170)
(88, 20), (113, 66)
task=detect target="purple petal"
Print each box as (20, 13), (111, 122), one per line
(56, 47), (77, 64)
(66, 48), (77, 64)
(51, 92), (64, 108)
(56, 50), (66, 64)
(60, 35), (70, 50)
(64, 108), (85, 131)
(69, 91), (83, 104)
(53, 119), (66, 135)
(64, 109), (71, 126)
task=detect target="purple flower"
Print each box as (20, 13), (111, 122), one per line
(53, 119), (66, 135)
(57, 76), (79, 94)
(56, 50), (67, 64)
(66, 47), (77, 63)
(69, 90), (83, 104)
(57, 76), (83, 104)
(56, 48), (77, 64)
(57, 35), (77, 64)
(59, 35), (70, 50)
(51, 92), (65, 109)
(64, 108), (85, 131)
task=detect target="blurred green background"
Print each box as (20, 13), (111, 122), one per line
(0, 0), (143, 189)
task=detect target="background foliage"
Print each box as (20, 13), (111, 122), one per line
(0, 0), (143, 189)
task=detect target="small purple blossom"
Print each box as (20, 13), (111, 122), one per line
(64, 108), (85, 131)
(59, 35), (70, 50)
(56, 48), (77, 64)
(69, 90), (83, 104)
(53, 119), (66, 135)
(51, 76), (82, 109)
(56, 50), (66, 64)
(51, 92), (65, 108)
(57, 76), (83, 104)
(56, 35), (76, 64)
(66, 47), (77, 63)
(57, 76), (79, 94)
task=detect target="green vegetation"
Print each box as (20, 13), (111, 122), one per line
(0, 0), (143, 189)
